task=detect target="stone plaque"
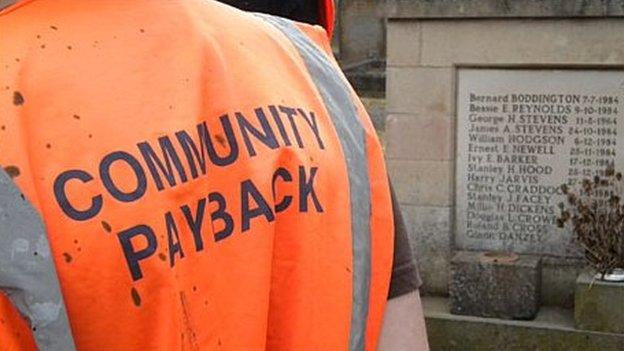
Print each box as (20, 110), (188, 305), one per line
(455, 68), (624, 256)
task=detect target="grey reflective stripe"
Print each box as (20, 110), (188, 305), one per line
(257, 14), (372, 351)
(0, 0), (18, 11)
(0, 169), (76, 351)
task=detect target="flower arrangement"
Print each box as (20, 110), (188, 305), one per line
(557, 166), (624, 278)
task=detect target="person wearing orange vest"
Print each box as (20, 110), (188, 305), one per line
(0, 0), (428, 350)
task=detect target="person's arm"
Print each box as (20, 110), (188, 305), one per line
(378, 290), (430, 351)
(379, 184), (430, 351)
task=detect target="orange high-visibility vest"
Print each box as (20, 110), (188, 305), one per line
(0, 1), (394, 350)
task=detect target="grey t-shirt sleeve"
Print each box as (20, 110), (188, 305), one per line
(0, 168), (76, 350)
(388, 182), (423, 299)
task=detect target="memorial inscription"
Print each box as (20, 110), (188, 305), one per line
(456, 69), (624, 256)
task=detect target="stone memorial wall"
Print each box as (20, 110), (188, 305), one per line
(456, 69), (624, 256)
(384, 1), (624, 348)
(385, 0), (624, 307)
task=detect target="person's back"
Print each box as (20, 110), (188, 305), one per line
(0, 1), (394, 350)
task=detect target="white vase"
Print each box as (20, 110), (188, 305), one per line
(594, 268), (624, 282)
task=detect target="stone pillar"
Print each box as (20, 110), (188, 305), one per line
(338, 0), (386, 65)
(450, 251), (542, 320)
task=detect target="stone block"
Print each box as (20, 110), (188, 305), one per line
(541, 257), (585, 309)
(400, 205), (452, 295)
(387, 160), (452, 206)
(386, 67), (453, 115)
(385, 113), (452, 161)
(450, 251), (542, 320)
(575, 271), (624, 334)
(420, 19), (624, 67)
(387, 21), (421, 67)
(424, 297), (624, 351)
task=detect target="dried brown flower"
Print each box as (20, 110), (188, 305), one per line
(556, 166), (624, 276)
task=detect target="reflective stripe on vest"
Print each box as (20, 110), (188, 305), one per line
(0, 0), (17, 12)
(0, 169), (76, 351)
(257, 14), (372, 351)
